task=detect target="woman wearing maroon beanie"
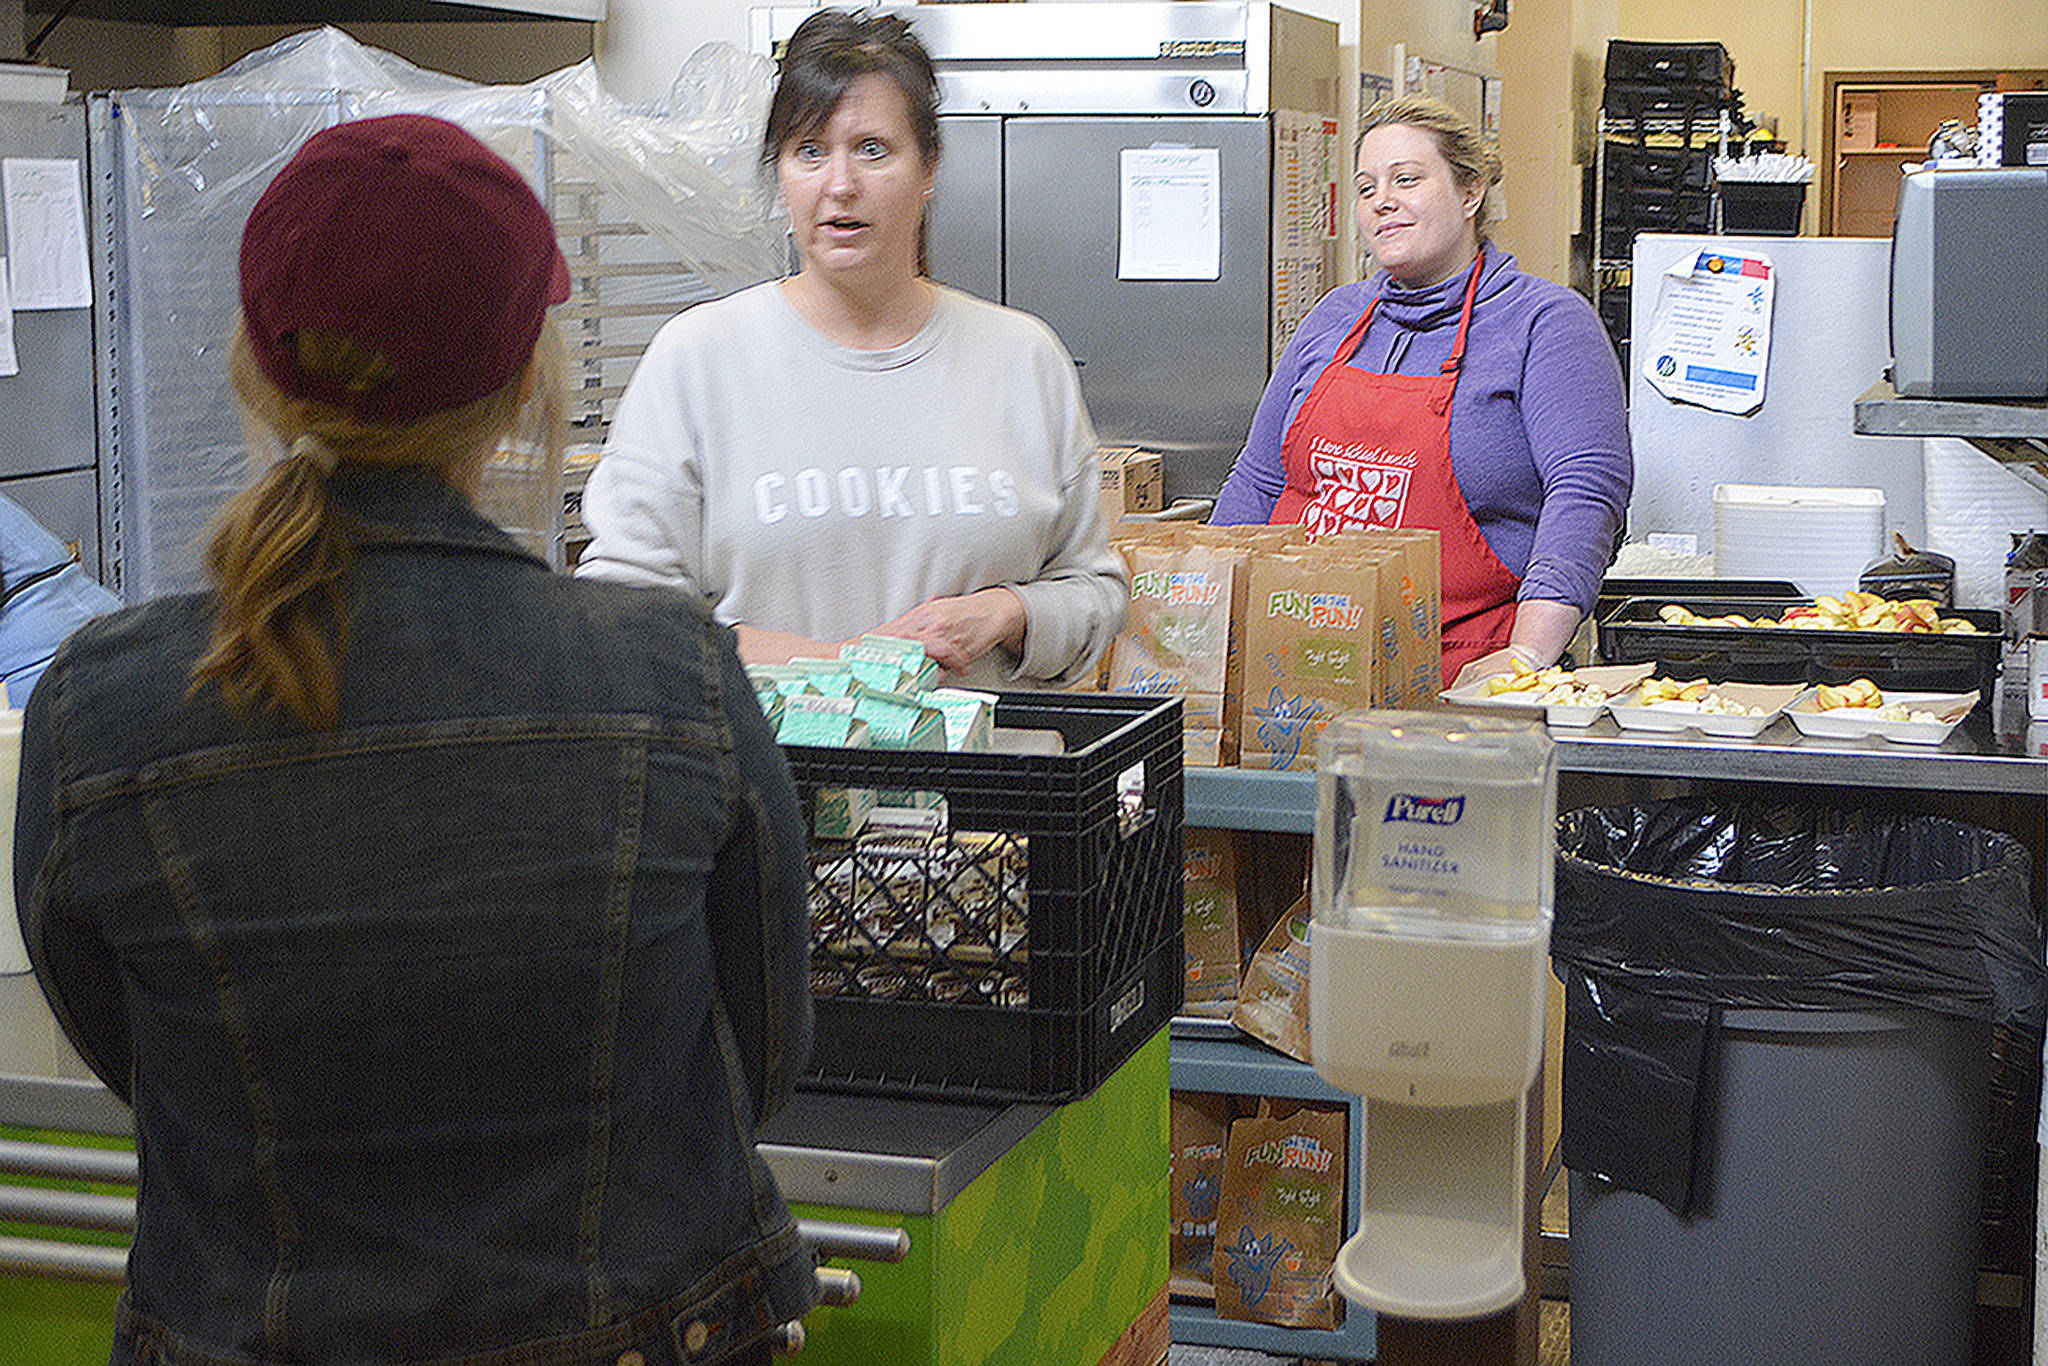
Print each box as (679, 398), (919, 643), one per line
(14, 114), (817, 1366)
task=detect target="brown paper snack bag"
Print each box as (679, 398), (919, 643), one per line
(1239, 553), (1380, 770)
(1170, 1090), (1237, 1295)
(1231, 893), (1312, 1063)
(1182, 829), (1244, 1016)
(1321, 526), (1442, 705)
(1105, 534), (1248, 764)
(1318, 542), (1402, 707)
(1371, 527), (1443, 702)
(1214, 1102), (1348, 1329)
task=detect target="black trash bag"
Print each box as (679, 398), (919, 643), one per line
(1552, 800), (2044, 1217)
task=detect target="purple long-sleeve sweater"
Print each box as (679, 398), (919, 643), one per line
(1211, 250), (1632, 618)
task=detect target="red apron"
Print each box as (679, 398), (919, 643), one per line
(1268, 253), (1520, 686)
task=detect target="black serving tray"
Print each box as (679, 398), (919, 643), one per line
(1597, 596), (2004, 704)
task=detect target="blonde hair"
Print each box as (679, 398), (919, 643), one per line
(1357, 94), (1504, 242)
(192, 320), (566, 730)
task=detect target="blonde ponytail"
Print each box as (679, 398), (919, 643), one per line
(190, 440), (353, 729)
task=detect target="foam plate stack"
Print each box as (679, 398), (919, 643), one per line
(1713, 484), (1885, 597)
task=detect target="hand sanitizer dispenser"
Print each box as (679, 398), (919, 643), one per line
(1309, 709), (1554, 1320)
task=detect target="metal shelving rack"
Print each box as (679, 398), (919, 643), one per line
(1852, 379), (2048, 500)
(1589, 42), (1740, 368)
(1166, 1018), (1373, 1360)
(1168, 767), (1376, 1361)
(1588, 105), (1731, 370)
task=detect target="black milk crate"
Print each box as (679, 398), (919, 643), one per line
(1601, 184), (1715, 231)
(1602, 87), (1730, 149)
(1597, 596), (2004, 706)
(1603, 40), (1733, 94)
(1600, 187), (1713, 259)
(1603, 143), (1713, 196)
(1595, 282), (1630, 336)
(782, 692), (1183, 1103)
(1597, 185), (1712, 258)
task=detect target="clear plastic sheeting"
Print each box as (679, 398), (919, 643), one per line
(97, 26), (787, 598)
(1551, 800), (2043, 1217)
(528, 44), (786, 282)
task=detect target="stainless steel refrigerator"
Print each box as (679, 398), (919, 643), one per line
(0, 97), (102, 579)
(751, 1), (1341, 505)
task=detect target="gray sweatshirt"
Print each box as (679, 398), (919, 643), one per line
(576, 282), (1128, 688)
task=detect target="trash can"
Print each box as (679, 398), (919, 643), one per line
(1552, 801), (2044, 1366)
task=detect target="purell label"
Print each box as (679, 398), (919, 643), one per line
(1383, 793), (1465, 826)
(1377, 792), (1478, 890)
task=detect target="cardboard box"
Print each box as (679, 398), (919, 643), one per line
(1098, 446), (1165, 523)
(2030, 637), (2048, 722)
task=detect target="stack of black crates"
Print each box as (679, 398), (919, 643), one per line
(1595, 40), (1742, 363)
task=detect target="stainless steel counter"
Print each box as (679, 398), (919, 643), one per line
(1187, 709), (2046, 830)
(757, 1089), (1054, 1214)
(0, 1071), (1053, 1219)
(1548, 712), (2043, 792)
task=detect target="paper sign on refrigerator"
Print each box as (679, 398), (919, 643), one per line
(1641, 249), (1775, 416)
(1118, 146), (1221, 281)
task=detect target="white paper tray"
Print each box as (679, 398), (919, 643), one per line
(1606, 681), (1805, 737)
(1440, 663), (1653, 727)
(1783, 689), (1977, 745)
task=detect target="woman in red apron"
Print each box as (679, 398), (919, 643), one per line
(1219, 95), (1632, 688)
(1267, 250), (1523, 682)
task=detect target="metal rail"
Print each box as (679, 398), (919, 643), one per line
(0, 1184), (134, 1233)
(796, 1218), (910, 1264)
(0, 1234), (127, 1285)
(0, 1136), (137, 1185)
(0, 1140), (911, 1357)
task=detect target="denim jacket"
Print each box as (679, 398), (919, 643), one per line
(15, 469), (817, 1366)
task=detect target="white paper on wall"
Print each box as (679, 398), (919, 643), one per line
(0, 157), (91, 310)
(1641, 248), (1775, 416)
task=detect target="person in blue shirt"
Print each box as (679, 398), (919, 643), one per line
(0, 493), (120, 707)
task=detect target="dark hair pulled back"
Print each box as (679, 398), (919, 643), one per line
(762, 9), (941, 174)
